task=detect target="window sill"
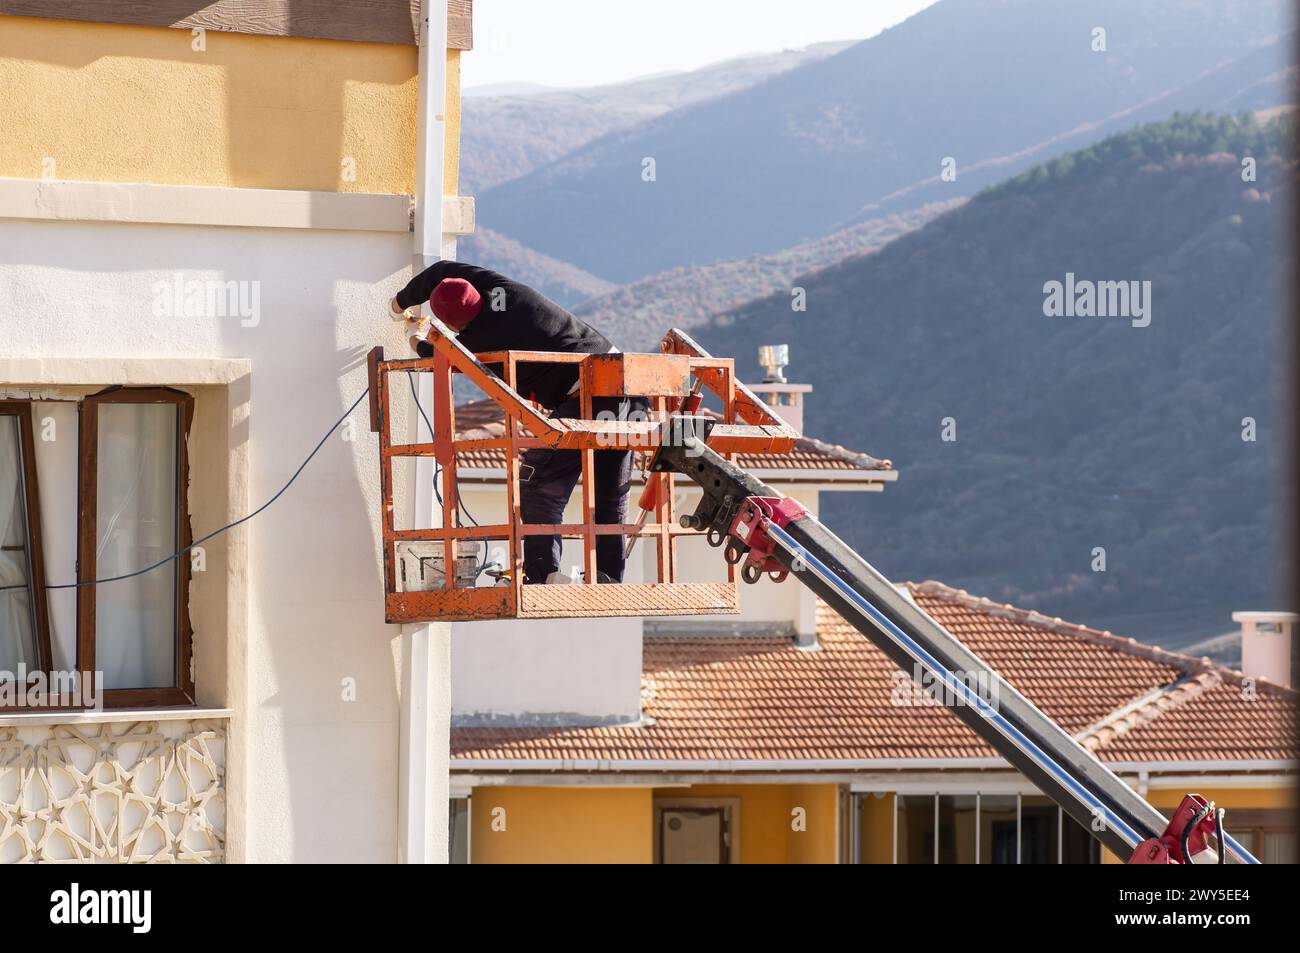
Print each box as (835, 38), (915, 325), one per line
(0, 706), (233, 728)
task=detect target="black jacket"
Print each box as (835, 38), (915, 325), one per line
(396, 261), (613, 409)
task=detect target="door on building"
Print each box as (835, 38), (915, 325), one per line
(654, 799), (739, 863)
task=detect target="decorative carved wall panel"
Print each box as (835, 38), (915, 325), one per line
(0, 718), (226, 863)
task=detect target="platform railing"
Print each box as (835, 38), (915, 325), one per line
(366, 323), (798, 622)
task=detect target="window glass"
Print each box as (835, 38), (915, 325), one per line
(1230, 830), (1256, 857)
(890, 791), (1110, 864)
(1264, 831), (1297, 865)
(938, 795), (978, 863)
(95, 402), (178, 690)
(1062, 810), (1098, 863)
(979, 794), (1018, 864)
(896, 794), (936, 863)
(449, 798), (469, 864)
(1021, 796), (1060, 863)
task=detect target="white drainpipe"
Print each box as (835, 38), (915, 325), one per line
(398, 0), (450, 865)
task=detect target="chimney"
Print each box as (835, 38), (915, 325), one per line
(749, 344), (812, 435)
(1232, 611), (1296, 688)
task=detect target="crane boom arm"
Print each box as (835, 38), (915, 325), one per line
(650, 421), (1258, 864)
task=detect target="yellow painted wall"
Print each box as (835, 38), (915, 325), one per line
(786, 783), (840, 864)
(856, 792), (896, 864)
(468, 783), (841, 863)
(1145, 786), (1295, 811)
(470, 787), (653, 864)
(444, 49), (462, 195)
(1, 15), (463, 195)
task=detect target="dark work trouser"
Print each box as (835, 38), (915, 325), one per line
(520, 395), (647, 584)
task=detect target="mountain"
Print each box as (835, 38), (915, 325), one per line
(477, 0), (1293, 283)
(460, 41), (855, 194)
(456, 226), (616, 308)
(575, 200), (963, 351)
(695, 112), (1296, 648)
(462, 82), (555, 98)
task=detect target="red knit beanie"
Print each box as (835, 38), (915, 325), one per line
(429, 278), (483, 330)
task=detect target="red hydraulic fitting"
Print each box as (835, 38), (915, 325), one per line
(727, 495), (810, 584)
(1128, 794), (1221, 864)
(679, 392), (703, 415)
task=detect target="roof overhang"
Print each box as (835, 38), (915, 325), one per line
(0, 0), (474, 49)
(450, 756), (1298, 783)
(452, 467), (898, 489)
(451, 756), (1011, 772)
(450, 769), (1298, 797)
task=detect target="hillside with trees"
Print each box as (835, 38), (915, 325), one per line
(575, 200), (963, 350)
(696, 112), (1295, 646)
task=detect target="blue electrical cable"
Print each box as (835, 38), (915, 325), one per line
(47, 374), (490, 590)
(48, 389), (370, 590)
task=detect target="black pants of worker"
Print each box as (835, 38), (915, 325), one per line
(520, 395), (647, 584)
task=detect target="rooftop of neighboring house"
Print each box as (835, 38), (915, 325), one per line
(451, 398), (894, 481)
(450, 580), (1298, 770)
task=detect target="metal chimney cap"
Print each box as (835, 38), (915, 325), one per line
(758, 344), (789, 383)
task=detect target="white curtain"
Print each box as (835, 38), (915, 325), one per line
(95, 403), (178, 690)
(0, 415), (36, 672)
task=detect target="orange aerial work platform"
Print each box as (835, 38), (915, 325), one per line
(366, 322), (799, 622)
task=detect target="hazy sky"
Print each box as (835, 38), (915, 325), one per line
(461, 0), (941, 90)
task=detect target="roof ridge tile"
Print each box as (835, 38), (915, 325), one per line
(905, 581), (1297, 699)
(1080, 670), (1225, 753)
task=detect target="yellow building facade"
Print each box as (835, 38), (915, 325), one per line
(466, 783), (842, 865)
(457, 781), (1292, 864)
(0, 14), (461, 194)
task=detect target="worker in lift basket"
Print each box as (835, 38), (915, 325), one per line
(390, 260), (647, 586)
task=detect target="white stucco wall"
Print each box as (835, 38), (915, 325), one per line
(450, 483), (823, 724)
(450, 485), (645, 723)
(0, 216), (449, 862)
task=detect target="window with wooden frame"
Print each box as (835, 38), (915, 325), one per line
(1219, 810), (1297, 864)
(77, 387), (194, 707)
(0, 401), (53, 684)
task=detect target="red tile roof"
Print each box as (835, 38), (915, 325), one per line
(1083, 675), (1297, 763)
(451, 399), (891, 474)
(451, 581), (1297, 769)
